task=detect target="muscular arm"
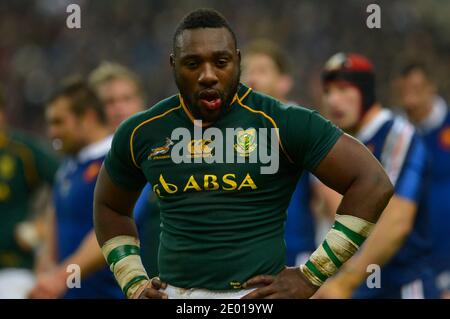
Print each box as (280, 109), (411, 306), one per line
(312, 133), (394, 223)
(315, 194), (417, 297)
(93, 165), (167, 299)
(93, 165), (142, 246)
(243, 133), (394, 299)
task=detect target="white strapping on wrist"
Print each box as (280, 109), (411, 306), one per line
(299, 214), (375, 286)
(101, 235), (149, 298)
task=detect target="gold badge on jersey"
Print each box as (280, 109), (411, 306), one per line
(148, 138), (174, 160)
(234, 129), (257, 157)
(0, 155), (16, 180)
(187, 139), (212, 158)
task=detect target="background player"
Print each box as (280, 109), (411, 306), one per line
(29, 79), (123, 298)
(88, 62), (160, 277)
(315, 53), (437, 299)
(0, 86), (59, 298)
(241, 38), (317, 266)
(89, 62), (147, 131)
(397, 63), (450, 298)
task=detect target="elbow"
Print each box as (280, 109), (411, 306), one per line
(373, 172), (395, 220)
(381, 177), (395, 203)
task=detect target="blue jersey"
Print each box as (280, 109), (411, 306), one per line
(134, 184), (152, 233)
(285, 174), (316, 266)
(54, 137), (123, 299)
(418, 99), (450, 275)
(353, 110), (434, 297)
(133, 183), (160, 278)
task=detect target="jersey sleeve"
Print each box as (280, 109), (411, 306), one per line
(14, 133), (59, 187)
(104, 119), (147, 191)
(284, 105), (343, 172)
(394, 134), (427, 203)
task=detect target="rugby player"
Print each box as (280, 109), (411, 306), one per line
(30, 63), (162, 298)
(29, 80), (122, 298)
(398, 63), (450, 298)
(94, 9), (393, 299)
(315, 53), (438, 299)
(241, 39), (317, 266)
(89, 62), (160, 278)
(0, 86), (59, 298)
(89, 62), (146, 131)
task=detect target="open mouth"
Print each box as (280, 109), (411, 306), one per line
(198, 90), (222, 110)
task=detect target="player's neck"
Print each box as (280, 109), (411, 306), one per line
(85, 125), (110, 146)
(408, 101), (433, 124)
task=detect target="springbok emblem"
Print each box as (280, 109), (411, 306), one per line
(149, 138), (174, 159)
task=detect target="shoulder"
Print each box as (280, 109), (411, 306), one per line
(8, 129), (38, 147)
(115, 95), (181, 138)
(239, 87), (318, 129)
(7, 129), (54, 157)
(243, 88), (312, 114)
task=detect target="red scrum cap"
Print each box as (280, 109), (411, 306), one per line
(322, 53), (376, 113)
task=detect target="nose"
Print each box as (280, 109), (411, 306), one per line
(324, 90), (341, 109)
(198, 63), (218, 87)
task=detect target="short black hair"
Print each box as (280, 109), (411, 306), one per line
(401, 62), (431, 79)
(173, 8), (237, 53)
(48, 77), (107, 124)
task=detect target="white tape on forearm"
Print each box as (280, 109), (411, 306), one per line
(335, 214), (374, 238)
(101, 235), (149, 298)
(300, 214), (375, 286)
(101, 235), (141, 262)
(114, 254), (149, 297)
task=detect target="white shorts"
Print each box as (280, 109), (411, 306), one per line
(436, 270), (450, 292)
(0, 268), (35, 299)
(161, 284), (257, 299)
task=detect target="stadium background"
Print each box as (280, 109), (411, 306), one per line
(0, 0), (449, 135)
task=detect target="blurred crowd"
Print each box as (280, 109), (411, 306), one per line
(0, 0), (449, 134)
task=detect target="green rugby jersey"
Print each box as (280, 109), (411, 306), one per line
(105, 83), (343, 290)
(0, 129), (59, 269)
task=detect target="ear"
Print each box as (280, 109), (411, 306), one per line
(170, 54), (175, 68)
(236, 49), (241, 63)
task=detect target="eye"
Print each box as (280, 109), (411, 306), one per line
(216, 58), (229, 68)
(184, 60), (199, 69)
